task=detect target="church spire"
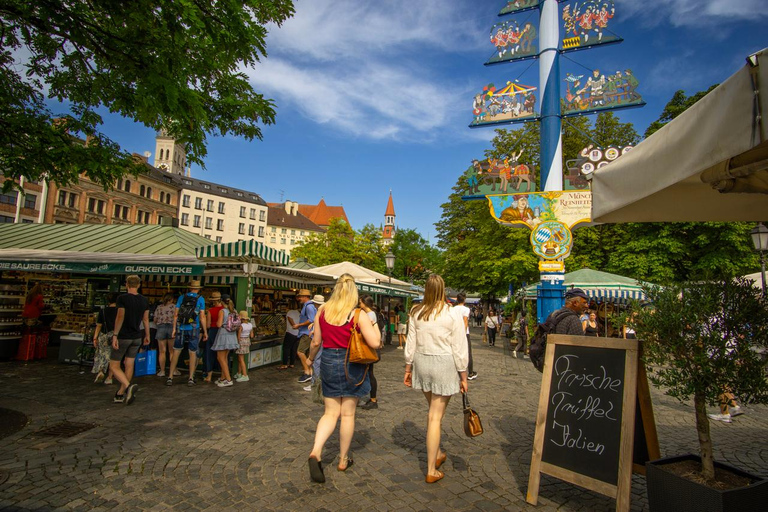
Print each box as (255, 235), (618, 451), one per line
(382, 191), (395, 245)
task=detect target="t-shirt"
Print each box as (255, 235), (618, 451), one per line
(397, 311), (408, 324)
(298, 301), (317, 337)
(97, 306), (118, 333)
(154, 303), (175, 325)
(367, 310), (377, 325)
(485, 315), (499, 329)
(518, 316), (528, 339)
(116, 293), (149, 340)
(176, 293), (206, 331)
(285, 310), (300, 336)
(239, 322), (253, 340)
(453, 304), (470, 334)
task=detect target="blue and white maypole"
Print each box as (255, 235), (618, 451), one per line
(537, 0), (566, 322)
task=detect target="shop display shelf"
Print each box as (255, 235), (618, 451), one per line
(0, 294), (24, 299)
(0, 322), (22, 326)
(0, 335), (22, 340)
(0, 309), (23, 313)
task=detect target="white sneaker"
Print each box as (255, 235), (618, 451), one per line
(233, 373), (241, 379)
(173, 369), (181, 376)
(707, 413), (732, 423)
(156, 371), (166, 377)
(235, 375), (250, 382)
(216, 379), (233, 387)
(303, 384), (312, 392)
(729, 406), (744, 417)
(397, 346), (404, 350)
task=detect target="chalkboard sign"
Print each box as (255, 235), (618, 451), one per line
(527, 335), (640, 512)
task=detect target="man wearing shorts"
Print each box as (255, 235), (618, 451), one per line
(294, 289), (316, 383)
(168, 280), (207, 386)
(110, 275), (150, 405)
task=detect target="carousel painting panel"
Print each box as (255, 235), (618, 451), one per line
(470, 82), (538, 128)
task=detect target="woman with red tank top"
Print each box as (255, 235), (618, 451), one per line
(305, 274), (381, 483)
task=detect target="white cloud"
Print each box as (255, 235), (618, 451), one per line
(617, 0), (768, 27)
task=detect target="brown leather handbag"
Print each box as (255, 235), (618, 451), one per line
(346, 309), (379, 364)
(463, 391), (484, 437)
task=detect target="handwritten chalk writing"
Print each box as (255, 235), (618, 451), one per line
(554, 354), (622, 392)
(550, 420), (606, 455)
(552, 391), (617, 421)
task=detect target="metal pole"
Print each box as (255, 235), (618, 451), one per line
(387, 271), (392, 345)
(760, 251), (766, 297)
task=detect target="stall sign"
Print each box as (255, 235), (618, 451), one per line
(539, 260), (565, 272)
(0, 261), (204, 275)
(488, 190), (592, 229)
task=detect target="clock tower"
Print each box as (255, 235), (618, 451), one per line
(153, 130), (188, 176)
(382, 191), (396, 246)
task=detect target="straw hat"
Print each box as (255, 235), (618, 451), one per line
(297, 289), (311, 297)
(189, 280), (202, 289)
(312, 294), (326, 305)
(239, 310), (250, 321)
(210, 291), (222, 300)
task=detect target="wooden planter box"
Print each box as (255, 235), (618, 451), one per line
(646, 454), (768, 512)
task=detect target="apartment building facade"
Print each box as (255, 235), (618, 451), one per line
(265, 201), (325, 256)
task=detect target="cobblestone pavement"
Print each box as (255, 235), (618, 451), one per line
(1, 326), (766, 511)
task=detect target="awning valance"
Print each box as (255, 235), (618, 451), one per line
(523, 268), (647, 302)
(195, 240), (289, 266)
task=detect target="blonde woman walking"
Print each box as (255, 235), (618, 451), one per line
(306, 274), (381, 483)
(404, 274), (468, 483)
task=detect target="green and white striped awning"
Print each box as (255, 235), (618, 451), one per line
(524, 268), (648, 303)
(195, 240), (289, 266)
(145, 274), (237, 285)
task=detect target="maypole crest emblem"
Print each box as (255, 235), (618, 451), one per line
(470, 82), (538, 127)
(564, 144), (633, 190)
(530, 221), (573, 260)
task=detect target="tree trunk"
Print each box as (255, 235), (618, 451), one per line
(694, 391), (715, 480)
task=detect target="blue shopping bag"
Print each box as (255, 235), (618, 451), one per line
(134, 348), (157, 377)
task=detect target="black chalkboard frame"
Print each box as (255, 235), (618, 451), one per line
(526, 335), (639, 512)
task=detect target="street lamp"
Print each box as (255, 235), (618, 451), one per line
(750, 223), (768, 295)
(385, 250), (395, 345)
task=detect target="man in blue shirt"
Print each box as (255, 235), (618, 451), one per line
(168, 280), (207, 386)
(294, 289), (316, 383)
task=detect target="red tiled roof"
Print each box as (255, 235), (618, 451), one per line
(297, 199), (349, 227)
(385, 192), (395, 216)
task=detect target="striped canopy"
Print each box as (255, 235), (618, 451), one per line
(524, 268), (647, 302)
(195, 239), (289, 266)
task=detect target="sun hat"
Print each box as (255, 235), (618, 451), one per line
(239, 310), (250, 321)
(189, 280), (202, 289)
(210, 291), (222, 300)
(297, 289), (311, 297)
(312, 294), (326, 305)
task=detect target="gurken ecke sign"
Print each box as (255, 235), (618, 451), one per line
(0, 261), (203, 275)
(527, 335), (642, 512)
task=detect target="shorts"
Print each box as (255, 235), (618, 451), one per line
(110, 337), (142, 361)
(156, 323), (173, 340)
(236, 337), (251, 355)
(397, 324), (407, 335)
(297, 334), (312, 355)
(174, 327), (201, 353)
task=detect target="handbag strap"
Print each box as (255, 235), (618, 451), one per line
(462, 391), (471, 410)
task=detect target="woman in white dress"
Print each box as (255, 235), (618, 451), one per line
(404, 274), (469, 483)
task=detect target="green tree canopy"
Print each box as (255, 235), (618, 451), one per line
(291, 218), (356, 267)
(0, 0), (294, 190)
(389, 228), (441, 284)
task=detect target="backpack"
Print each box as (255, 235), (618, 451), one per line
(529, 309), (577, 372)
(178, 294), (200, 326)
(224, 310), (242, 332)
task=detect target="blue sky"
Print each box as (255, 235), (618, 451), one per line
(89, 0), (766, 244)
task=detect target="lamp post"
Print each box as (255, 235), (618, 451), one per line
(385, 250), (396, 346)
(750, 223), (768, 296)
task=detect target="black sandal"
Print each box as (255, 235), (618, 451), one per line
(308, 456), (325, 483)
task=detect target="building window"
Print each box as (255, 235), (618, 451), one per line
(166, 193), (172, 204)
(0, 192), (17, 206)
(194, 197), (202, 209)
(270, 237), (276, 243)
(140, 185), (145, 196)
(21, 218), (33, 224)
(181, 213), (189, 226)
(220, 188), (228, 193)
(216, 219), (224, 231)
(218, 202), (225, 214)
(291, 229), (296, 236)
(204, 234), (211, 239)
(117, 179), (123, 190)
(280, 238), (286, 245)
(23, 194), (36, 210)
(203, 184), (210, 189)
(271, 227), (276, 233)
(215, 236), (222, 242)
(114, 204), (129, 220)
(182, 195), (190, 207)
(158, 215), (164, 225)
(206, 199), (214, 212)
(301, 230), (306, 236)
(281, 228), (287, 234)
(87, 198), (105, 214)
(238, 223), (245, 235)
(259, 210), (266, 222)
(160, 191), (165, 203)
(124, 180), (131, 193)
(258, 226), (264, 237)
(290, 239), (295, 245)
(248, 225), (254, 236)
(249, 208), (256, 220)
(240, 206), (246, 218)
(0, 215), (14, 223)
(193, 215), (201, 228)
(205, 217), (212, 229)
(146, 187), (152, 199)
(137, 210), (151, 224)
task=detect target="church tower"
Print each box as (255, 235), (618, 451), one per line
(153, 130), (189, 176)
(382, 191), (396, 246)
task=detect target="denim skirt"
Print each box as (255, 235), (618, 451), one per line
(320, 348), (371, 398)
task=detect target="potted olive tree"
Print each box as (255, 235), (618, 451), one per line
(631, 278), (768, 512)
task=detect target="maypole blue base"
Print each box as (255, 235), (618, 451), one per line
(536, 273), (566, 324)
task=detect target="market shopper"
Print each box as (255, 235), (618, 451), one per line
(306, 274), (381, 483)
(513, 309), (529, 357)
(234, 310), (254, 382)
(304, 294), (326, 392)
(92, 292), (118, 384)
(22, 283), (45, 326)
(396, 305), (408, 349)
(211, 295), (239, 387)
(484, 308), (500, 347)
(154, 293), (177, 377)
(203, 291), (224, 382)
(583, 311), (600, 337)
(295, 289), (317, 384)
(544, 288), (588, 336)
(359, 295), (380, 410)
(404, 274), (468, 484)
(453, 293), (476, 381)
(278, 304), (300, 370)
(110, 275), (150, 405)
(168, 280), (207, 387)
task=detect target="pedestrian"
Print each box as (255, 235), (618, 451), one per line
(305, 294), (326, 392)
(475, 308), (483, 328)
(168, 280), (208, 387)
(91, 292), (118, 384)
(513, 309), (529, 357)
(22, 283), (45, 327)
(359, 294), (381, 410)
(211, 295), (239, 387)
(203, 291), (224, 382)
(109, 275), (150, 405)
(306, 274), (381, 483)
(404, 274), (468, 483)
(396, 305), (408, 349)
(234, 310), (254, 382)
(277, 302), (300, 370)
(295, 289), (317, 384)
(153, 293), (177, 377)
(453, 293), (477, 381)
(583, 311), (600, 337)
(484, 308), (500, 346)
(545, 288), (588, 336)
